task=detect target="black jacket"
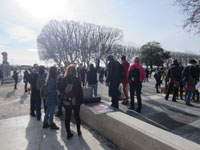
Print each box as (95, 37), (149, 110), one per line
(166, 64), (181, 82)
(106, 59), (121, 84)
(87, 68), (98, 85)
(60, 75), (83, 105)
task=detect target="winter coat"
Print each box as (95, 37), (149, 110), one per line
(121, 60), (130, 84)
(166, 64), (181, 82)
(106, 59), (121, 84)
(87, 68), (98, 85)
(127, 62), (145, 83)
(46, 78), (58, 106)
(60, 75), (83, 105)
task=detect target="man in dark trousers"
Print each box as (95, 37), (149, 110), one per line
(13, 68), (19, 89)
(78, 63), (86, 87)
(165, 59), (181, 102)
(127, 57), (145, 113)
(29, 64), (39, 117)
(23, 68), (29, 93)
(106, 55), (121, 109)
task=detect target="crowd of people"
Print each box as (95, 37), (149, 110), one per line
(10, 55), (200, 139)
(154, 59), (200, 106)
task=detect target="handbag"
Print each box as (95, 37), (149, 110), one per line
(63, 78), (76, 106)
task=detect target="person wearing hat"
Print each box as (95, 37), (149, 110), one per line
(127, 57), (145, 113)
(182, 59), (198, 106)
(165, 59), (181, 102)
(120, 55), (130, 104)
(106, 55), (121, 109)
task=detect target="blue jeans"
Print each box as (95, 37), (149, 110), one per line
(88, 84), (98, 97)
(44, 104), (56, 124)
(185, 90), (193, 104)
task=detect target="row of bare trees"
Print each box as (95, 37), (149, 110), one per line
(38, 20), (138, 66)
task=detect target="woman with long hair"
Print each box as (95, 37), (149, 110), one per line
(61, 64), (83, 139)
(43, 66), (59, 130)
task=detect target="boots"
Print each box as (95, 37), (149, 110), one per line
(50, 123), (59, 130)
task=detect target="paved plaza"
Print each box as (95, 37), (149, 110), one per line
(99, 78), (200, 145)
(0, 77), (200, 149)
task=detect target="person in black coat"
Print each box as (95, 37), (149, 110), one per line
(106, 55), (121, 109)
(23, 68), (29, 92)
(87, 64), (98, 97)
(28, 64), (39, 117)
(60, 64), (83, 139)
(13, 68), (19, 89)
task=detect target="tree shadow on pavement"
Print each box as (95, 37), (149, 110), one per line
(125, 102), (200, 144)
(6, 90), (16, 98)
(26, 117), (65, 150)
(19, 93), (28, 104)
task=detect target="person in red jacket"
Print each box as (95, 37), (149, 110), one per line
(120, 55), (130, 105)
(127, 57), (145, 113)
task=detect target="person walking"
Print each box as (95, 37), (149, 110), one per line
(120, 55), (130, 105)
(106, 55), (121, 109)
(43, 66), (59, 130)
(60, 64), (83, 139)
(127, 57), (145, 113)
(145, 68), (149, 82)
(23, 68), (29, 93)
(87, 64), (98, 97)
(182, 59), (198, 106)
(165, 59), (181, 102)
(13, 68), (19, 89)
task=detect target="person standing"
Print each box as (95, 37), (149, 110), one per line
(106, 55), (122, 109)
(182, 59), (198, 106)
(145, 68), (149, 82)
(36, 65), (46, 120)
(87, 64), (98, 97)
(13, 68), (19, 89)
(43, 66), (59, 129)
(23, 68), (29, 93)
(178, 62), (184, 100)
(165, 59), (181, 102)
(78, 63), (86, 87)
(127, 57), (145, 113)
(120, 55), (130, 105)
(154, 68), (162, 93)
(61, 64), (83, 139)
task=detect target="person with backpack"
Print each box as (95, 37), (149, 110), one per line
(165, 59), (181, 102)
(60, 64), (83, 139)
(43, 66), (59, 130)
(36, 65), (46, 120)
(120, 55), (130, 105)
(127, 57), (145, 113)
(182, 59), (198, 106)
(106, 55), (122, 109)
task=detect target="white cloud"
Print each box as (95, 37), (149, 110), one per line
(27, 48), (38, 52)
(6, 25), (37, 42)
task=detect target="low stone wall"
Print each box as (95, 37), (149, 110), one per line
(80, 103), (200, 150)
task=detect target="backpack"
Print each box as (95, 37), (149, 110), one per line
(63, 78), (76, 106)
(40, 85), (48, 99)
(129, 66), (140, 83)
(36, 74), (46, 90)
(120, 64), (126, 80)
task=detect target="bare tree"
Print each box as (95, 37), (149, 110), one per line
(37, 20), (123, 67)
(176, 0), (200, 33)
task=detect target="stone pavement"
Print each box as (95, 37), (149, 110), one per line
(0, 80), (117, 150)
(98, 77), (200, 145)
(0, 115), (116, 150)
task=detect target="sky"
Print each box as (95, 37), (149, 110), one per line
(0, 0), (200, 65)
